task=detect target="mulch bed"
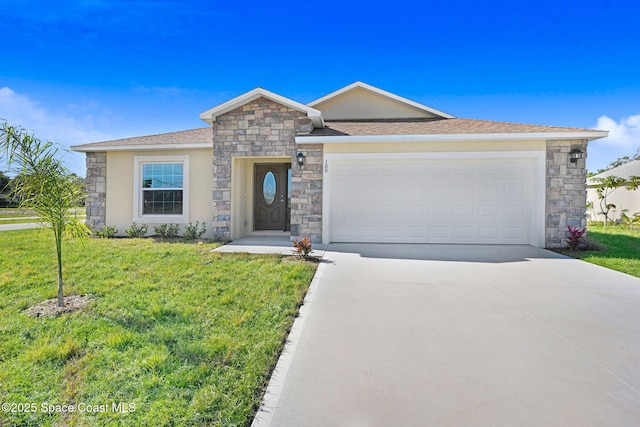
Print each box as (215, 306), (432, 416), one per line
(24, 294), (93, 318)
(282, 255), (322, 263)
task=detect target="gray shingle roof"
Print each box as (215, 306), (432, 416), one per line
(311, 118), (596, 136)
(71, 127), (211, 150)
(72, 117), (603, 151)
(588, 159), (640, 184)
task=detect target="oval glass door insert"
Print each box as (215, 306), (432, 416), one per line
(263, 171), (276, 205)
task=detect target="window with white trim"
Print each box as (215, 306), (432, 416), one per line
(133, 156), (189, 223)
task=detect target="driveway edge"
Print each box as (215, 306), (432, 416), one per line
(251, 252), (328, 427)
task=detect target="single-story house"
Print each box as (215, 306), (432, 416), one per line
(587, 159), (640, 222)
(71, 82), (608, 248)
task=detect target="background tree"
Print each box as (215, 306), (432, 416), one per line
(1, 122), (89, 307)
(0, 171), (10, 193)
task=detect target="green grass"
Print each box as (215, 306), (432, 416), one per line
(565, 224), (640, 277)
(0, 230), (317, 426)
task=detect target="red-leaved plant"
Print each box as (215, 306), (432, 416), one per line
(292, 237), (313, 258)
(565, 226), (587, 250)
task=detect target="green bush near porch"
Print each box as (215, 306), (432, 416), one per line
(0, 229), (316, 426)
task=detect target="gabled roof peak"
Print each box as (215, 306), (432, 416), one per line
(308, 81), (455, 120)
(199, 87), (323, 128)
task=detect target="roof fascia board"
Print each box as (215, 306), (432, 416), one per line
(199, 88), (324, 128)
(308, 81), (456, 119)
(295, 131), (609, 144)
(71, 143), (213, 152)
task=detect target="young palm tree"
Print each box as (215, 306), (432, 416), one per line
(1, 122), (90, 307)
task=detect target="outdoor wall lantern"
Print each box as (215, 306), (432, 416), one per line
(569, 148), (585, 163)
(297, 152), (305, 168)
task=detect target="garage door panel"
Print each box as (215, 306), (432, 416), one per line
(425, 163), (444, 175)
(453, 202), (475, 217)
(428, 203), (450, 217)
(406, 203), (426, 218)
(504, 181), (528, 199)
(478, 227), (500, 239)
(329, 158), (536, 244)
(453, 227), (475, 239)
(406, 185), (424, 198)
(427, 226), (450, 239)
(501, 164), (521, 175)
(379, 225), (403, 238)
(504, 227), (527, 240)
(428, 190), (449, 202)
(454, 164), (476, 175)
(477, 163), (497, 175)
(478, 183), (500, 198)
(504, 204), (526, 218)
(478, 204), (499, 218)
(453, 183), (474, 198)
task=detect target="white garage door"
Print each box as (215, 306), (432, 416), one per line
(328, 157), (538, 244)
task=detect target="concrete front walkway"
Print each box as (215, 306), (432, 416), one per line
(254, 244), (640, 427)
(214, 236), (326, 256)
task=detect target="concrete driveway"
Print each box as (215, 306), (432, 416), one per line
(254, 244), (640, 427)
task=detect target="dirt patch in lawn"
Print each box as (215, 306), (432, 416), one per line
(24, 294), (93, 318)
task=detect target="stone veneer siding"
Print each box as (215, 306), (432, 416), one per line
(85, 152), (107, 231)
(211, 97), (323, 242)
(545, 139), (588, 248)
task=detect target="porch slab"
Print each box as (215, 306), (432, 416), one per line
(214, 236), (327, 256)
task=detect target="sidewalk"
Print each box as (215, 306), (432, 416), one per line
(0, 222), (41, 231)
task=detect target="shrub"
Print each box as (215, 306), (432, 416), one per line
(95, 225), (118, 238)
(184, 221), (207, 240)
(153, 223), (180, 238)
(125, 222), (148, 238)
(292, 237), (313, 258)
(565, 226), (587, 250)
(619, 210), (640, 229)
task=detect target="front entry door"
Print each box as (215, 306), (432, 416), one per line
(254, 164), (290, 231)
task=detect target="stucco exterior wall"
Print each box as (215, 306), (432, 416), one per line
(312, 87), (438, 120)
(103, 149), (214, 237)
(545, 139), (588, 248)
(212, 96), (322, 242)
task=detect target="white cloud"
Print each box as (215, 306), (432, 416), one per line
(595, 114), (640, 147)
(588, 113), (640, 173)
(0, 87), (117, 174)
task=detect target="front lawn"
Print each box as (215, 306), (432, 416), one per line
(0, 230), (317, 426)
(567, 224), (640, 278)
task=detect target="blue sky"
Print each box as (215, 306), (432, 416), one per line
(1, 0), (639, 175)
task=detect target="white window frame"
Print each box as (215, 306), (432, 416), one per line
(133, 155), (190, 223)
